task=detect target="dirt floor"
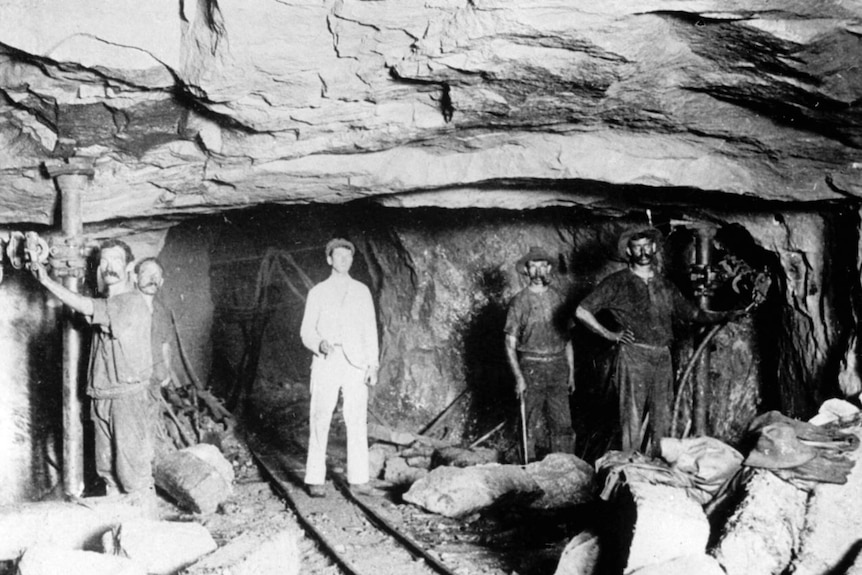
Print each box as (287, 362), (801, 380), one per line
(171, 377), (601, 575)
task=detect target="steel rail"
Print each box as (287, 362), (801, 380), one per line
(329, 474), (459, 575)
(251, 442), (461, 575)
(252, 447), (367, 575)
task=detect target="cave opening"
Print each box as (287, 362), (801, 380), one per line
(142, 197), (856, 467)
(1, 192), (858, 504)
(0, 190), (860, 575)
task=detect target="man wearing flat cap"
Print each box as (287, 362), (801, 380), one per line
(504, 246), (575, 461)
(576, 226), (727, 455)
(300, 238), (379, 497)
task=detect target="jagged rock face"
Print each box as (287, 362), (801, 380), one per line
(2, 1), (862, 224)
(197, 204), (851, 449)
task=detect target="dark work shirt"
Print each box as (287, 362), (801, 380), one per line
(504, 286), (569, 355)
(87, 291), (153, 398)
(579, 268), (706, 347)
(151, 298), (172, 383)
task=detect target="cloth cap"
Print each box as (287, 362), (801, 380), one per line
(516, 246), (554, 274)
(617, 225), (663, 259)
(325, 238), (355, 257)
(743, 422), (817, 469)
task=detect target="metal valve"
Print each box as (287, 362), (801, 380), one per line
(0, 231), (83, 284)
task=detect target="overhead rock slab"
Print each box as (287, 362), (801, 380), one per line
(2, 1), (862, 224)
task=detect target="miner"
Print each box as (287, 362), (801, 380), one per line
(135, 256), (179, 460)
(300, 238), (379, 497)
(135, 257), (174, 388)
(575, 226), (730, 454)
(504, 246), (575, 461)
(34, 239), (155, 503)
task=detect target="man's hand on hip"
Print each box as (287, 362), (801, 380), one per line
(319, 340), (333, 357)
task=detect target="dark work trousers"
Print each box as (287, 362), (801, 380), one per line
(91, 388), (154, 494)
(611, 343), (673, 454)
(520, 356), (574, 459)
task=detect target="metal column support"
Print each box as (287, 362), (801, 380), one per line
(692, 225), (716, 437)
(45, 157), (93, 497)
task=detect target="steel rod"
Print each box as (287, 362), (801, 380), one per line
(49, 159), (91, 496)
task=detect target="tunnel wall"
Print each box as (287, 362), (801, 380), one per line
(194, 204), (855, 454)
(0, 273), (62, 504)
(1, 201), (855, 504)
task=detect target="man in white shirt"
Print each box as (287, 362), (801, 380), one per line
(300, 238), (379, 497)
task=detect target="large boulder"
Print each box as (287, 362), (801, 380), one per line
(0, 499), (145, 560)
(553, 531), (602, 575)
(618, 482), (710, 573)
(403, 454), (594, 517)
(17, 545), (145, 575)
(789, 428), (862, 575)
(104, 519), (217, 575)
(712, 469), (808, 575)
(433, 446), (500, 468)
(154, 444), (234, 514)
(403, 463), (542, 518)
(524, 453), (595, 510)
(627, 554), (726, 575)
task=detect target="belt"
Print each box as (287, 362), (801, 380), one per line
(628, 342), (669, 351)
(519, 352), (565, 362)
(89, 380), (148, 399)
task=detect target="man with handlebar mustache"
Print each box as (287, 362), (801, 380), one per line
(34, 239), (155, 507)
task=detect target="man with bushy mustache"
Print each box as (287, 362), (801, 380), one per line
(35, 239), (155, 505)
(576, 226), (728, 455)
(504, 246), (575, 462)
(135, 257), (173, 389)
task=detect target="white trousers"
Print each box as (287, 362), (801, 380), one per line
(304, 349), (369, 485)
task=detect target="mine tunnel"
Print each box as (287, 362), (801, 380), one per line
(4, 1), (862, 574)
(2, 194), (861, 575)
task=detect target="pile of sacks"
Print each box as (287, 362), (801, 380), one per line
(555, 399), (862, 575)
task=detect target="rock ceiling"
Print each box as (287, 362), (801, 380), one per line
(1, 0), (862, 226)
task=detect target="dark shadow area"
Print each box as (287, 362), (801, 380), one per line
(460, 268), (517, 455)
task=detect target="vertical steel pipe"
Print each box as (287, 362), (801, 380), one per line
(692, 226), (716, 436)
(46, 157), (92, 496)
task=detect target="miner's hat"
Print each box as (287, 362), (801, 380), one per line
(617, 225), (663, 259)
(743, 422), (817, 469)
(517, 246), (554, 274)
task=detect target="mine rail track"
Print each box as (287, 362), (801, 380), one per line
(249, 437), (462, 575)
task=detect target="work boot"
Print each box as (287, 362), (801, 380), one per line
(307, 484), (326, 498)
